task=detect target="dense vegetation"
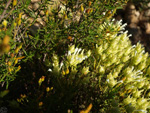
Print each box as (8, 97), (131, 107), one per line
(1, 0), (150, 113)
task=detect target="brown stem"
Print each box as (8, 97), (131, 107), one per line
(0, 0), (12, 22)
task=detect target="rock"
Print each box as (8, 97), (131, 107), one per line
(27, 18), (34, 24)
(36, 18), (45, 26)
(40, 10), (45, 16)
(22, 14), (28, 20)
(33, 3), (40, 11)
(148, 2), (150, 7)
(145, 23), (150, 34)
(144, 9), (150, 17)
(31, 0), (41, 3)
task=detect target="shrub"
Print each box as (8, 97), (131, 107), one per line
(3, 0), (150, 113)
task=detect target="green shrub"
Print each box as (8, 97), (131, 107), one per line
(43, 20), (150, 112)
(4, 0), (150, 113)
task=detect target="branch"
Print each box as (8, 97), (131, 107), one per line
(0, 0), (12, 22)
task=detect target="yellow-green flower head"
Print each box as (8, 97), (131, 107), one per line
(123, 67), (134, 76)
(106, 78), (117, 88)
(107, 73), (113, 80)
(101, 53), (106, 60)
(133, 89), (144, 98)
(123, 95), (132, 105)
(52, 54), (59, 67)
(146, 66), (150, 75)
(137, 61), (146, 70)
(121, 55), (130, 63)
(112, 71), (119, 78)
(2, 19), (8, 27)
(67, 46), (90, 66)
(136, 98), (149, 111)
(96, 44), (103, 55)
(48, 18), (150, 112)
(99, 65), (105, 74)
(68, 45), (75, 54)
(82, 67), (90, 75)
(86, 50), (91, 57)
(124, 46), (132, 56)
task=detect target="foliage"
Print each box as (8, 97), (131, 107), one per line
(4, 0), (150, 113)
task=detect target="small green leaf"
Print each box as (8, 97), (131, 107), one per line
(0, 90), (9, 98)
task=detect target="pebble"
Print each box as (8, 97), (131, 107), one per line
(33, 3), (40, 11)
(31, 0), (41, 3)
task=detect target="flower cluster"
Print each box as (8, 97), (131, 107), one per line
(67, 45), (91, 67)
(94, 20), (150, 112)
(49, 19), (150, 112)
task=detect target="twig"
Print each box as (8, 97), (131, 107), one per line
(0, 0), (12, 22)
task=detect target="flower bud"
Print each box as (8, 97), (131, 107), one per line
(13, 22), (17, 27)
(121, 55), (130, 63)
(137, 98), (147, 106)
(96, 45), (103, 54)
(86, 50), (91, 57)
(81, 4), (84, 12)
(110, 55), (117, 64)
(113, 71), (119, 78)
(142, 52), (148, 61)
(7, 61), (12, 66)
(105, 61), (111, 67)
(137, 61), (146, 70)
(133, 89), (143, 98)
(64, 14), (67, 20)
(15, 47), (20, 53)
(46, 87), (50, 92)
(126, 77), (134, 83)
(68, 45), (75, 54)
(135, 43), (142, 53)
(146, 84), (150, 89)
(132, 54), (143, 65)
(123, 95), (132, 105)
(15, 65), (21, 72)
(123, 67), (133, 76)
(52, 54), (59, 67)
(146, 66), (150, 75)
(66, 68), (69, 74)
(125, 84), (134, 90)
(62, 70), (66, 75)
(116, 64), (124, 72)
(107, 78), (117, 87)
(103, 42), (108, 50)
(124, 46), (131, 55)
(110, 39), (118, 47)
(82, 67), (89, 75)
(2, 19), (8, 28)
(13, 0), (17, 7)
(3, 35), (10, 45)
(18, 19), (21, 26)
(147, 92), (150, 97)
(117, 51), (124, 58)
(101, 54), (106, 60)
(99, 65), (105, 74)
(88, 1), (92, 7)
(46, 10), (49, 17)
(39, 102), (43, 107)
(107, 73), (113, 80)
(71, 67), (77, 75)
(19, 12), (23, 19)
(136, 82), (145, 89)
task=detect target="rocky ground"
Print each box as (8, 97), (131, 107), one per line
(27, 0), (150, 52)
(115, 1), (150, 52)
